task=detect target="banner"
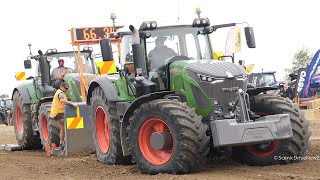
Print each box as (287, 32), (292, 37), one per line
(234, 27), (241, 53)
(295, 68), (307, 97)
(301, 50), (320, 97)
(245, 64), (255, 74)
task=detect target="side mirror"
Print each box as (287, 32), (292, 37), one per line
(24, 60), (32, 69)
(244, 27), (256, 48)
(238, 60), (245, 66)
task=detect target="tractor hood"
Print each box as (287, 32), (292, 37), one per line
(64, 73), (98, 102)
(171, 60), (246, 78)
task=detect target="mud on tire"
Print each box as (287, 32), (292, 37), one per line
(90, 86), (130, 165)
(232, 95), (311, 166)
(126, 99), (210, 174)
(12, 91), (41, 149)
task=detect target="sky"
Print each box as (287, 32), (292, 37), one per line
(0, 0), (319, 95)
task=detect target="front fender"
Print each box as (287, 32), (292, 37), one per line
(247, 86), (277, 97)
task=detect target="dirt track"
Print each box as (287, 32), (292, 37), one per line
(0, 111), (319, 180)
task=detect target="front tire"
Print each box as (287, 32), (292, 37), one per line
(90, 86), (129, 164)
(12, 91), (41, 149)
(232, 95), (311, 165)
(127, 99), (209, 174)
(38, 103), (51, 148)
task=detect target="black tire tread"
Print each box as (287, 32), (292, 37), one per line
(233, 94), (311, 166)
(126, 99), (209, 174)
(38, 102), (52, 148)
(12, 91), (41, 149)
(90, 86), (130, 165)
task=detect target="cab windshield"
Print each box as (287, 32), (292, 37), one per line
(145, 26), (204, 72)
(46, 51), (92, 76)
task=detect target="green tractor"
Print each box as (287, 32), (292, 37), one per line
(87, 18), (310, 174)
(87, 18), (311, 174)
(0, 97), (13, 125)
(12, 46), (96, 149)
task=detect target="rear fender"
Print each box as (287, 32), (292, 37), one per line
(86, 76), (119, 105)
(12, 87), (32, 104)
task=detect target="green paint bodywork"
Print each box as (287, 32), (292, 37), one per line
(64, 73), (87, 102)
(105, 59), (214, 117)
(15, 73), (92, 104)
(169, 60), (213, 117)
(14, 80), (43, 104)
(112, 76), (135, 101)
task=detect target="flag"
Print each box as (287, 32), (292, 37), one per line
(301, 49), (320, 97)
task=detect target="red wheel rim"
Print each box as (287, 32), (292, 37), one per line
(245, 112), (279, 157)
(16, 106), (23, 135)
(41, 114), (49, 141)
(95, 106), (110, 153)
(139, 118), (173, 165)
(245, 141), (280, 157)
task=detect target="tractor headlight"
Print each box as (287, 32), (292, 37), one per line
(198, 74), (217, 83)
(151, 22), (157, 28)
(192, 17), (210, 27)
(139, 21), (157, 31)
(47, 56), (53, 62)
(46, 49), (53, 54)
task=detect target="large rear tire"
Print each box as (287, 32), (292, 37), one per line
(90, 86), (130, 164)
(38, 103), (51, 148)
(127, 99), (209, 174)
(232, 95), (311, 165)
(12, 91), (41, 149)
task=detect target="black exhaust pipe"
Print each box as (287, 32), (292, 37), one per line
(100, 39), (114, 61)
(38, 50), (55, 96)
(129, 25), (144, 76)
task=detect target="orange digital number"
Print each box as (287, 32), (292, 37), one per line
(90, 28), (97, 39)
(83, 28), (97, 40)
(103, 27), (110, 38)
(83, 28), (90, 40)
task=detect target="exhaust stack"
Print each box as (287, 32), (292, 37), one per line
(129, 25), (144, 76)
(100, 39), (114, 61)
(38, 50), (55, 96)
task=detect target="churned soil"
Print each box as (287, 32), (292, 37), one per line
(0, 110), (319, 180)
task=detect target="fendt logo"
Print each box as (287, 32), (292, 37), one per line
(221, 87), (239, 92)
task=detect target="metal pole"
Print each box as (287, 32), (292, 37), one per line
(110, 12), (117, 32)
(76, 43), (87, 102)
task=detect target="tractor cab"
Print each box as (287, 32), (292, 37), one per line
(23, 47), (95, 101)
(119, 18), (255, 95)
(44, 50), (93, 86)
(247, 71), (278, 88)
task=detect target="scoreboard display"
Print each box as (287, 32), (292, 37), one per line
(71, 26), (123, 45)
